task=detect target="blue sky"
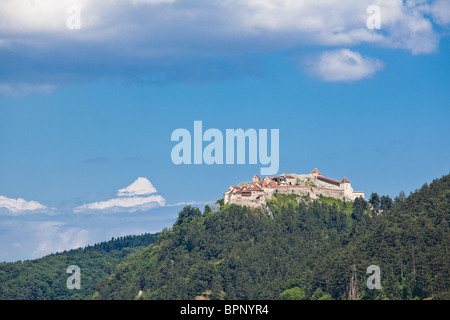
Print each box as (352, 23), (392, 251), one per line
(0, 0), (449, 262)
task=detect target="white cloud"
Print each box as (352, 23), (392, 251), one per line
(0, 220), (90, 261)
(429, 0), (450, 26)
(74, 177), (166, 213)
(303, 48), (385, 82)
(0, 195), (50, 215)
(0, 0), (447, 90)
(117, 177), (157, 196)
(0, 0), (174, 33)
(375, 0), (439, 54)
(224, 0), (442, 53)
(73, 177), (211, 213)
(0, 82), (55, 95)
(74, 195), (166, 213)
(166, 200), (209, 207)
(130, 0), (176, 4)
(31, 221), (89, 258)
(0, 0), (445, 52)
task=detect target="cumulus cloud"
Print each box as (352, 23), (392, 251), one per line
(0, 195), (51, 215)
(5, 1), (442, 49)
(0, 0), (174, 33)
(0, 0), (448, 90)
(429, 0), (450, 26)
(302, 48), (385, 82)
(74, 177), (166, 213)
(117, 177), (157, 197)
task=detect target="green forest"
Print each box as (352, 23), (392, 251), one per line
(0, 233), (158, 299)
(1, 174), (449, 300)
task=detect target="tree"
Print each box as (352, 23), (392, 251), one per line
(279, 287), (306, 300)
(348, 265), (359, 300)
(380, 195), (393, 212)
(311, 288), (332, 300)
(175, 206), (202, 226)
(369, 192), (380, 210)
(352, 197), (367, 221)
(394, 190), (406, 203)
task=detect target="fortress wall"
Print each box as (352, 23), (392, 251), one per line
(348, 192), (365, 201)
(226, 196), (264, 208)
(314, 179), (341, 189)
(263, 186), (310, 199)
(315, 188), (345, 200)
(264, 186), (346, 201)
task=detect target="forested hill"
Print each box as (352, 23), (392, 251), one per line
(0, 233), (158, 300)
(94, 174), (449, 300)
(1, 174), (448, 300)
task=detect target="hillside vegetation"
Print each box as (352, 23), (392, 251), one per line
(94, 174), (449, 300)
(0, 233), (158, 300)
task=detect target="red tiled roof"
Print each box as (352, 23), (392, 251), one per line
(311, 168), (321, 175)
(250, 184), (263, 191)
(340, 177), (350, 184)
(317, 175), (341, 186)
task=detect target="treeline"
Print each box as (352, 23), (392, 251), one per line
(94, 174), (449, 300)
(0, 233), (158, 300)
(52, 233), (159, 255)
(1, 175), (448, 300)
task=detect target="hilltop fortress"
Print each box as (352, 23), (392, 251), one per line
(224, 169), (364, 208)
